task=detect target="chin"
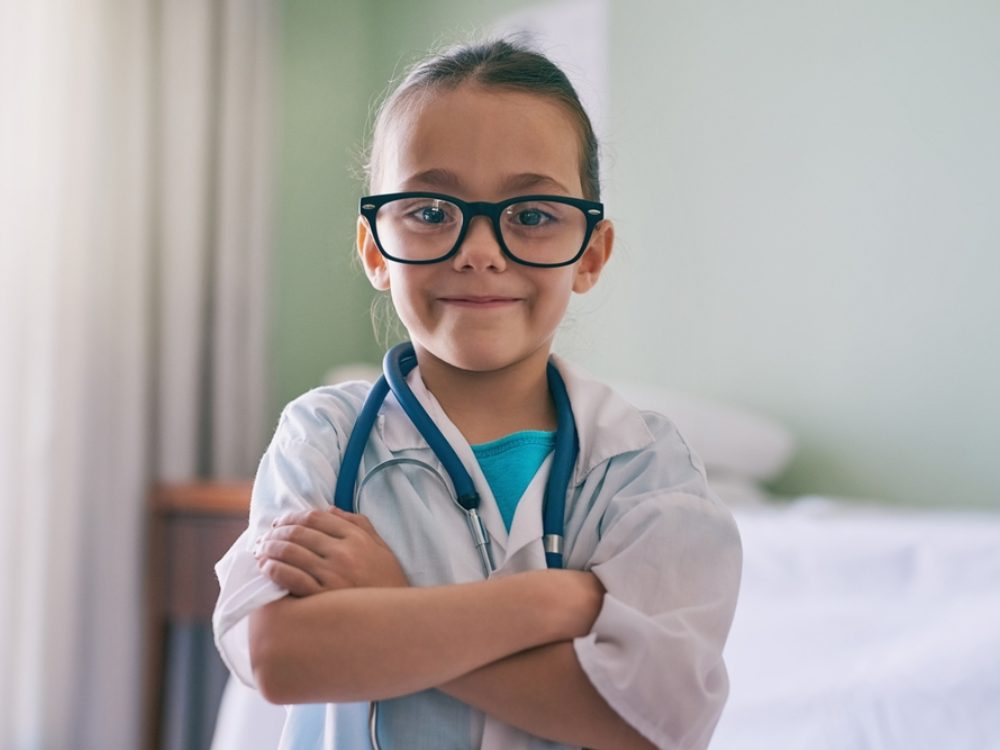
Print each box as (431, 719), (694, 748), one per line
(422, 337), (550, 375)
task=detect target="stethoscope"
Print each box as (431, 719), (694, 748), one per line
(332, 340), (578, 575)
(331, 341), (578, 747)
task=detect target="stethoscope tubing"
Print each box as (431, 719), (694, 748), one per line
(333, 341), (575, 573)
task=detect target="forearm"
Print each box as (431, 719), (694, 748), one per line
(440, 641), (656, 750)
(249, 570), (600, 704)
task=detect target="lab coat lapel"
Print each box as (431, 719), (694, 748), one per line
(376, 377), (425, 453)
(403, 368), (510, 565)
(500, 454), (549, 571)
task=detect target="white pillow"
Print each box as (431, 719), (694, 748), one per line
(704, 475), (777, 509)
(612, 383), (796, 484)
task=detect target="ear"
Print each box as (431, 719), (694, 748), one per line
(358, 215), (391, 291)
(572, 219), (614, 293)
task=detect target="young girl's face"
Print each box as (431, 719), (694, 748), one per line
(359, 84), (613, 375)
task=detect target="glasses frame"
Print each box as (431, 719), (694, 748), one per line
(359, 191), (605, 268)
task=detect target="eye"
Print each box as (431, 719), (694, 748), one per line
(418, 205), (447, 224)
(512, 209), (546, 226)
(400, 199), (458, 227)
(506, 205), (556, 227)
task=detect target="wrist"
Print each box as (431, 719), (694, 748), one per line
(531, 570), (604, 641)
(573, 571), (605, 634)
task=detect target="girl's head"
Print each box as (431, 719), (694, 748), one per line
(358, 39), (613, 375)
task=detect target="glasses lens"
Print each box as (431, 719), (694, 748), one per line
(375, 197), (463, 262)
(500, 200), (587, 265)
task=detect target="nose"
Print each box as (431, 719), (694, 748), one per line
(451, 216), (507, 272)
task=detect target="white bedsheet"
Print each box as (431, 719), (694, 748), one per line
(713, 497), (1000, 750)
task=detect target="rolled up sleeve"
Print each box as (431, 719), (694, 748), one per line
(574, 432), (742, 750)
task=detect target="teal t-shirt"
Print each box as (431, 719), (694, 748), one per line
(471, 430), (556, 531)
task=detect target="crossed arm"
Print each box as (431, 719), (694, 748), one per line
(248, 507), (655, 750)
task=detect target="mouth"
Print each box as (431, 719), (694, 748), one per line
(438, 296), (522, 309)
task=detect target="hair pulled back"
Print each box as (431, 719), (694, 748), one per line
(365, 38), (601, 201)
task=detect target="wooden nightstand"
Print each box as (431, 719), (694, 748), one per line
(145, 482), (253, 750)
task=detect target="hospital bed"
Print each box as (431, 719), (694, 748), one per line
(714, 496), (1000, 749)
(209, 383), (1000, 750)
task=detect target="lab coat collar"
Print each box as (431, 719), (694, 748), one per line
(375, 355), (655, 487)
(375, 370), (425, 453)
(550, 354), (656, 486)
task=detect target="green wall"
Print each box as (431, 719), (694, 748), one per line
(271, 0), (377, 428)
(274, 1), (1000, 509)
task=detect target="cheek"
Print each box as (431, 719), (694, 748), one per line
(551, 270), (579, 303)
(532, 273), (576, 320)
(386, 268), (430, 324)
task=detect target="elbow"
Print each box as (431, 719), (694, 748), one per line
(251, 650), (293, 706)
(249, 597), (359, 704)
(253, 665), (290, 706)
(599, 719), (658, 750)
(248, 602), (303, 705)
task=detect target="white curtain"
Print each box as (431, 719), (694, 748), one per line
(0, 1), (273, 747)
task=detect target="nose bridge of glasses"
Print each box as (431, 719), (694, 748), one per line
(458, 201), (505, 250)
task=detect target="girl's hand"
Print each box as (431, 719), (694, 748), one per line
(254, 507), (409, 597)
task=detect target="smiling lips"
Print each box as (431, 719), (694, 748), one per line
(438, 296), (521, 308)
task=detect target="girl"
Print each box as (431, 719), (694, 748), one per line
(213, 39), (742, 750)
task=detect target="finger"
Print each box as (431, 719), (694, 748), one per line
(329, 507), (387, 544)
(259, 558), (322, 597)
(264, 523), (350, 556)
(257, 538), (328, 573)
(275, 509), (361, 539)
(272, 509), (336, 528)
(329, 505), (364, 521)
(257, 541), (359, 593)
(272, 510), (318, 528)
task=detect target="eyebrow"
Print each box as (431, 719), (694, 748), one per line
(401, 169), (573, 195)
(501, 172), (572, 194)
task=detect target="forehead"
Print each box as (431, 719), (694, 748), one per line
(379, 84), (584, 197)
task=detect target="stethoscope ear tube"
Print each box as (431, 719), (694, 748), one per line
(383, 343), (481, 510)
(543, 362), (576, 569)
(333, 375), (389, 511)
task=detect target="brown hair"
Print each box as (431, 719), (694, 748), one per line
(364, 38), (601, 201)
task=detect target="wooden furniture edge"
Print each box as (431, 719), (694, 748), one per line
(152, 481), (254, 514)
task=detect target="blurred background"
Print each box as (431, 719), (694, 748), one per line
(1, 0), (998, 748)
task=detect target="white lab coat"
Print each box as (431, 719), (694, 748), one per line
(213, 357), (742, 750)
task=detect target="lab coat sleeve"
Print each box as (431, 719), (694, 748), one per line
(212, 386), (362, 688)
(572, 414), (743, 750)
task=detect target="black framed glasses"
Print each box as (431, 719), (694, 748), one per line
(359, 192), (605, 268)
